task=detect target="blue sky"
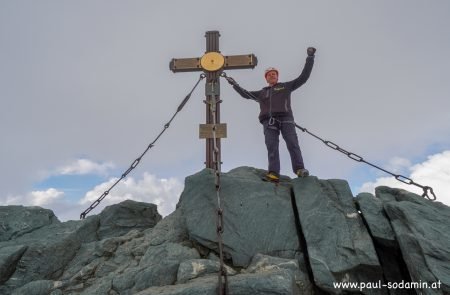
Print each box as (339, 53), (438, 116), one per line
(1, 0), (449, 220)
(33, 174), (106, 202)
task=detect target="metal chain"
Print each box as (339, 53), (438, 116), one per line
(293, 123), (436, 200)
(220, 72), (437, 201)
(208, 81), (228, 295)
(79, 73), (206, 219)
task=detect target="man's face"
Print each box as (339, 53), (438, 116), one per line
(265, 70), (278, 86)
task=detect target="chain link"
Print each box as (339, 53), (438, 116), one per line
(79, 74), (206, 219)
(295, 123), (437, 200)
(209, 81), (228, 295)
(221, 72), (437, 201)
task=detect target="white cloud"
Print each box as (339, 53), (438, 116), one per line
(79, 172), (184, 217)
(385, 157), (412, 174)
(57, 158), (115, 176)
(2, 188), (65, 207)
(1, 172), (183, 221)
(30, 189), (65, 206)
(359, 151), (450, 207)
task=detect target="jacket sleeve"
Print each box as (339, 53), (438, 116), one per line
(232, 85), (261, 101)
(286, 56), (314, 91)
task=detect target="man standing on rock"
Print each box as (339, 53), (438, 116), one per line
(228, 47), (316, 183)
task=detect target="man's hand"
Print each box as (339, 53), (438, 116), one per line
(226, 77), (237, 85)
(307, 47), (316, 56)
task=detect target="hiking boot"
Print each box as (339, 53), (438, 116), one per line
(264, 171), (280, 183)
(296, 168), (309, 178)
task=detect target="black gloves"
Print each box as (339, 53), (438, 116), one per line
(307, 47), (316, 56)
(226, 77), (237, 86)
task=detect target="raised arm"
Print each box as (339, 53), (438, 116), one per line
(286, 47), (316, 91)
(225, 76), (261, 101)
(232, 85), (261, 101)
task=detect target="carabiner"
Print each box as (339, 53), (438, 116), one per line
(268, 117), (275, 126)
(422, 186), (437, 201)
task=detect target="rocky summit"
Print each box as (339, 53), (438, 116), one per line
(0, 167), (449, 295)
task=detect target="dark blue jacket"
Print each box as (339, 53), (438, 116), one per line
(233, 56), (314, 122)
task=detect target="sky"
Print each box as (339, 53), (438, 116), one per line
(1, 0), (449, 221)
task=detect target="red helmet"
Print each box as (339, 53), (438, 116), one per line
(264, 67), (278, 78)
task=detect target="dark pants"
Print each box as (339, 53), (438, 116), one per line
(262, 117), (305, 175)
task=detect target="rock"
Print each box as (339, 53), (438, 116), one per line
(382, 187), (450, 294)
(59, 241), (99, 282)
(0, 216), (99, 291)
(245, 253), (313, 294)
(246, 253), (300, 273)
(98, 200), (162, 240)
(55, 201), (163, 288)
(96, 239), (200, 293)
(0, 205), (59, 242)
(142, 208), (189, 247)
(139, 242), (200, 268)
(0, 200), (165, 293)
(111, 268), (140, 293)
(177, 167), (300, 267)
(292, 177), (385, 294)
(2, 167), (449, 295)
(11, 280), (63, 295)
(76, 275), (113, 295)
(228, 269), (299, 295)
(356, 192), (414, 294)
(110, 229), (144, 264)
(134, 262), (181, 291)
(0, 245), (27, 284)
(177, 259), (237, 284)
(61, 228), (144, 284)
(133, 242), (200, 291)
(60, 209), (192, 294)
(355, 192), (396, 247)
(136, 269), (299, 295)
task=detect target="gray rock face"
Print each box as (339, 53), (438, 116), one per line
(1, 167), (449, 295)
(1, 217), (99, 290)
(292, 177), (385, 294)
(98, 200), (162, 239)
(0, 200), (163, 294)
(136, 269), (299, 295)
(0, 245), (27, 284)
(356, 192), (414, 295)
(0, 206), (60, 242)
(356, 192), (397, 247)
(177, 167), (300, 267)
(11, 280), (60, 295)
(177, 259), (237, 284)
(134, 242), (201, 291)
(245, 253), (313, 294)
(381, 187), (450, 295)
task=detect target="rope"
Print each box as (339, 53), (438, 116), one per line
(79, 73), (206, 219)
(220, 72), (437, 201)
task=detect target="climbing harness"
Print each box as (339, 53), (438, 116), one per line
(207, 80), (228, 295)
(79, 73), (206, 219)
(220, 72), (437, 201)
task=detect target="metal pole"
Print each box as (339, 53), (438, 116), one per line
(205, 31), (221, 169)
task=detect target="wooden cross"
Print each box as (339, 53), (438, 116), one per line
(169, 31), (257, 169)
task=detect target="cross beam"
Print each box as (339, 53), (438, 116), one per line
(169, 31), (257, 169)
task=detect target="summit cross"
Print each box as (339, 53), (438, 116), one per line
(169, 31), (257, 168)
